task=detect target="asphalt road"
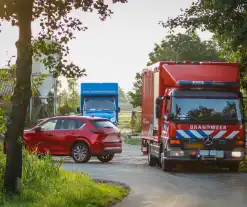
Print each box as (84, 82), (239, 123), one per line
(63, 144), (247, 207)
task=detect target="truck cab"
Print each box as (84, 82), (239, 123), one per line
(78, 82), (120, 126)
(141, 61), (246, 172)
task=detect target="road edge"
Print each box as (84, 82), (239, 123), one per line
(93, 179), (131, 206)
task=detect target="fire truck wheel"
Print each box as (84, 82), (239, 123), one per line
(228, 162), (240, 172)
(148, 148), (158, 166)
(162, 159), (171, 172)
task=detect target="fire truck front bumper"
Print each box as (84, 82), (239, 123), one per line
(165, 148), (246, 162)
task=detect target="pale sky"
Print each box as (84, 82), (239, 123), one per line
(0, 0), (212, 93)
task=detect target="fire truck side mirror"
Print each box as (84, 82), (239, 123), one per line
(155, 97), (162, 119)
(166, 113), (175, 121)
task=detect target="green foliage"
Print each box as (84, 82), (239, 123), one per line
(161, 1), (247, 90)
(1, 0), (127, 79)
(58, 104), (74, 115)
(58, 88), (69, 107)
(213, 34), (247, 91)
(161, 0), (247, 50)
(118, 86), (128, 103)
(0, 109), (5, 137)
(127, 73), (142, 108)
(0, 146), (128, 206)
(124, 137), (141, 145)
(128, 113), (141, 133)
(147, 33), (222, 65)
(67, 78), (79, 109)
(134, 114), (142, 133)
(1, 0), (128, 194)
(128, 32), (221, 108)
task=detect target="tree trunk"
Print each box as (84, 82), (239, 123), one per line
(4, 0), (33, 194)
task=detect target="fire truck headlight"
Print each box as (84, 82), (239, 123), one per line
(231, 151), (243, 158)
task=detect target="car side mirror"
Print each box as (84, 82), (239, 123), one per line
(76, 107), (80, 113)
(34, 126), (41, 132)
(117, 107), (121, 113)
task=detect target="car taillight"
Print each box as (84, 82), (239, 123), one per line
(90, 129), (107, 139)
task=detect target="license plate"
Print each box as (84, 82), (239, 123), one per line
(199, 150), (224, 158)
(186, 143), (203, 149)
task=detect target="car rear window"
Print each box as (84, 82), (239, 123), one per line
(90, 119), (117, 129)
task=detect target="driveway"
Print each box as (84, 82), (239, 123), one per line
(63, 144), (247, 207)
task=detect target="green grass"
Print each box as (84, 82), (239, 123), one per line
(125, 139), (141, 145)
(123, 135), (141, 145)
(0, 147), (129, 207)
(240, 155), (247, 172)
(118, 112), (131, 129)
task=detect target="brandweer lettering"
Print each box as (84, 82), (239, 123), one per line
(190, 125), (227, 130)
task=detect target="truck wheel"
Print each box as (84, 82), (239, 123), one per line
(229, 163), (240, 172)
(162, 159), (171, 172)
(97, 154), (115, 163)
(148, 145), (158, 166)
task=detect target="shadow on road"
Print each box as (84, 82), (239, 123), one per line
(153, 163), (246, 174)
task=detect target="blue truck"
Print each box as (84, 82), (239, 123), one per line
(77, 82), (120, 125)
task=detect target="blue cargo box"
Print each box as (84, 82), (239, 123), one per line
(81, 82), (118, 96)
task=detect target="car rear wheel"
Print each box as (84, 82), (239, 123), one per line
(97, 154), (115, 163)
(71, 142), (91, 163)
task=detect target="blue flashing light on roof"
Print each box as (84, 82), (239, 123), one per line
(177, 80), (240, 87)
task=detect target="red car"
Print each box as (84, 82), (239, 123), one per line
(10, 116), (122, 163)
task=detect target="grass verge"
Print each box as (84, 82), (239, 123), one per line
(125, 138), (141, 145)
(123, 134), (141, 145)
(0, 146), (129, 207)
(240, 155), (247, 172)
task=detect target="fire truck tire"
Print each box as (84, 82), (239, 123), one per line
(162, 159), (171, 172)
(148, 146), (158, 167)
(228, 162), (240, 172)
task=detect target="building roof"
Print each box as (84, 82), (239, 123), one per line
(0, 69), (15, 97)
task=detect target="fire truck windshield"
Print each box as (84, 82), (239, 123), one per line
(170, 91), (244, 124)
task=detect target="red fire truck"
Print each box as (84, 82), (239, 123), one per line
(141, 61), (246, 172)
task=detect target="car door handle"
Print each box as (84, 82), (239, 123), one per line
(47, 134), (53, 136)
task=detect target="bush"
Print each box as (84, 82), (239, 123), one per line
(57, 104), (75, 115)
(128, 113), (141, 133)
(0, 145), (128, 206)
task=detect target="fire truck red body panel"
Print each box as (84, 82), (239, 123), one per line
(141, 61), (245, 171)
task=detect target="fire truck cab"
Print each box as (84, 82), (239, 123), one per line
(141, 61), (246, 172)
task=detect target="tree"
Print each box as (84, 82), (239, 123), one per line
(58, 104), (74, 115)
(67, 78), (79, 109)
(128, 72), (142, 108)
(128, 32), (221, 108)
(56, 79), (63, 108)
(1, 0), (127, 194)
(160, 0), (247, 90)
(160, 1), (247, 50)
(118, 86), (127, 103)
(147, 33), (222, 66)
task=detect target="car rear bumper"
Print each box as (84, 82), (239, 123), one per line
(91, 141), (122, 155)
(103, 147), (122, 154)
